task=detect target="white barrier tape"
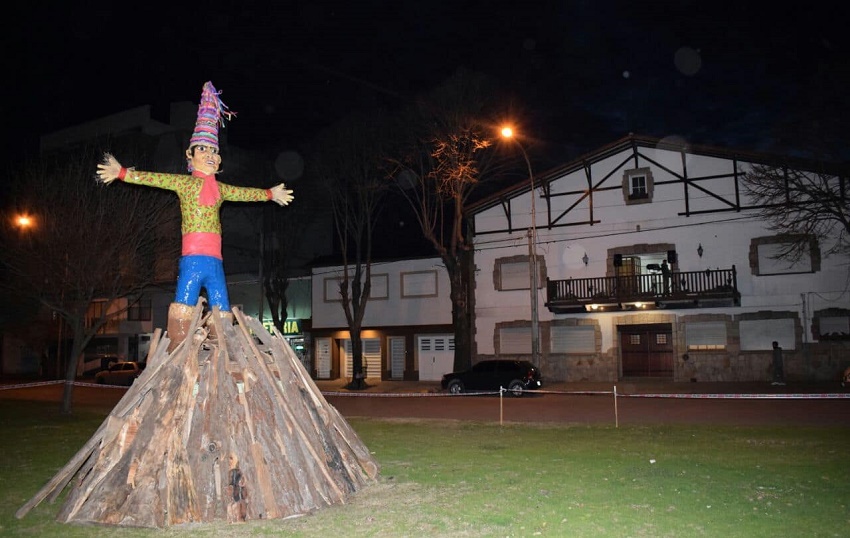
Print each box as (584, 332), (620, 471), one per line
(533, 389), (614, 396)
(322, 389), (850, 400)
(72, 381), (128, 389)
(4, 381), (846, 400)
(0, 380), (65, 391)
(321, 390), (500, 398)
(528, 388), (850, 399)
(622, 392), (850, 399)
(1, 380), (134, 391)
(322, 389), (613, 398)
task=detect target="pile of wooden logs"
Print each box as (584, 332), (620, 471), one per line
(17, 303), (379, 528)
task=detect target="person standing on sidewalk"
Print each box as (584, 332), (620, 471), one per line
(771, 341), (786, 386)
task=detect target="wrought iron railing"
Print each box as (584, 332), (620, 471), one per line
(545, 266), (739, 312)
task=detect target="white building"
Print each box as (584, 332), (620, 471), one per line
(310, 256), (454, 381)
(469, 135), (849, 383)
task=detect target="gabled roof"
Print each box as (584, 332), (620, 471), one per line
(466, 133), (848, 215)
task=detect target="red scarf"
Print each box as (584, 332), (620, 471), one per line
(193, 170), (221, 206)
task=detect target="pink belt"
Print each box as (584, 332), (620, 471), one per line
(182, 232), (222, 260)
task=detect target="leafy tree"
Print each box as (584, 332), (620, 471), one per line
(0, 149), (180, 413)
(309, 111), (394, 389)
(743, 162), (850, 263)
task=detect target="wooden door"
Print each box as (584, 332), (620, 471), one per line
(619, 323), (673, 378)
(617, 256), (641, 298)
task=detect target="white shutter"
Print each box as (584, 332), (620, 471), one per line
(389, 337), (405, 380)
(369, 275), (389, 299)
(686, 322), (727, 347)
(500, 261), (529, 290)
(739, 319), (795, 350)
(315, 338), (331, 379)
(819, 316), (850, 338)
(402, 271), (438, 297)
(499, 327), (531, 354)
(757, 243), (812, 274)
(550, 326), (596, 353)
(343, 339), (382, 378)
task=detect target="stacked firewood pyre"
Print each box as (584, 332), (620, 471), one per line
(17, 302), (379, 528)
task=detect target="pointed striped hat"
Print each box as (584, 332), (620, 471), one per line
(189, 81), (236, 150)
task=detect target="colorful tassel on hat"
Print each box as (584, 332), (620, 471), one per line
(189, 81), (236, 151)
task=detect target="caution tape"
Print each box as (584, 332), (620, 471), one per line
(321, 388), (850, 400)
(320, 390), (498, 398)
(0, 380), (64, 391)
(3, 380), (847, 400)
(0, 380), (133, 391)
(72, 381), (129, 389)
(620, 392), (850, 399)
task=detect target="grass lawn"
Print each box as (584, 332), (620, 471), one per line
(1, 400), (848, 537)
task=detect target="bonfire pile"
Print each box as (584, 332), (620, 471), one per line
(17, 303), (379, 528)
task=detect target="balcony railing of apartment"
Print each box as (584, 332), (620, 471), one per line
(546, 266), (740, 313)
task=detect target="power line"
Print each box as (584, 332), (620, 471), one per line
(474, 214), (760, 253)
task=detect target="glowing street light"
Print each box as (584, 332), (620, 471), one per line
(15, 214), (33, 229)
(500, 126), (539, 366)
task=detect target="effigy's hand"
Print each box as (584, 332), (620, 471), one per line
(96, 153), (124, 184)
(270, 183), (294, 206)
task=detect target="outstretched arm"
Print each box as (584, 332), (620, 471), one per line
(96, 153), (129, 184)
(270, 183), (294, 206)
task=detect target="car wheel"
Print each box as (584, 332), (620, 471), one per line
(447, 379), (464, 394)
(507, 380), (525, 397)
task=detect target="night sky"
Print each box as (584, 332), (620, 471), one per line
(4, 1), (849, 171)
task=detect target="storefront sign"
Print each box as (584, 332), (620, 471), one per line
(262, 319), (302, 335)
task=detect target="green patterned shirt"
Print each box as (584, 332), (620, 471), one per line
(123, 170), (270, 235)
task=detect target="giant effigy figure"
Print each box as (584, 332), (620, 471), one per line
(97, 81), (293, 351)
(18, 82), (377, 529)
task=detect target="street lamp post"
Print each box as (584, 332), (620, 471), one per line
(500, 127), (539, 366)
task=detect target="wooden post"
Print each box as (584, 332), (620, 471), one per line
(614, 385), (619, 429)
(499, 386), (504, 426)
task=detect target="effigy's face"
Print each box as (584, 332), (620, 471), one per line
(187, 145), (222, 175)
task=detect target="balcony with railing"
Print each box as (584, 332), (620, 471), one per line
(545, 266), (740, 313)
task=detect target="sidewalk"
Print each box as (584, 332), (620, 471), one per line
(2, 376), (843, 396)
(314, 378), (848, 395)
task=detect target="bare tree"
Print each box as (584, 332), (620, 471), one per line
(261, 203), (293, 333)
(390, 70), (508, 372)
(0, 149), (180, 413)
(310, 112), (392, 389)
(261, 174), (326, 334)
(743, 163), (850, 262)
(213, 150), (324, 335)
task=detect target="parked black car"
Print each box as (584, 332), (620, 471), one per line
(440, 360), (542, 397)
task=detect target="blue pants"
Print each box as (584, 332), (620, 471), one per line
(175, 255), (231, 311)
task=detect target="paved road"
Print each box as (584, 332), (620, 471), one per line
(2, 381), (848, 427)
(322, 389), (850, 427)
